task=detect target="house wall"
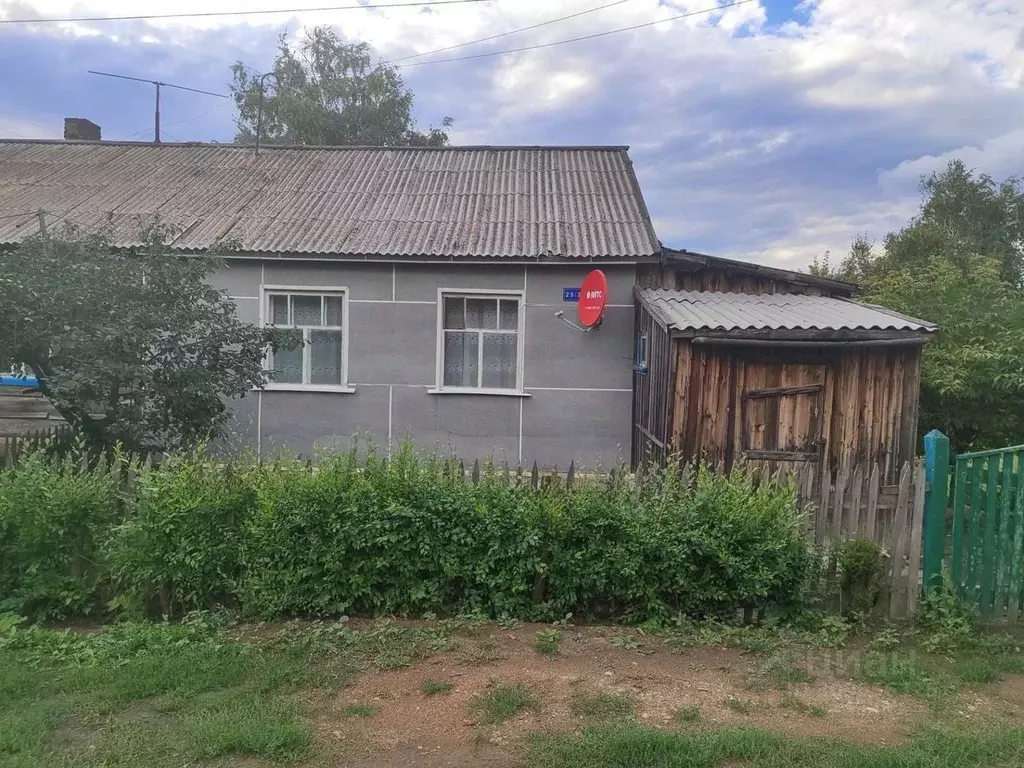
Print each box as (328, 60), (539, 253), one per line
(210, 259), (636, 468)
(668, 341), (923, 482)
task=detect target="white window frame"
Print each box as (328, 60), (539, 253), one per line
(260, 284), (354, 393)
(430, 288), (528, 396)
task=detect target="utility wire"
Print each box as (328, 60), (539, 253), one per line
(397, 0), (755, 67)
(0, 0), (490, 25)
(389, 0), (634, 64)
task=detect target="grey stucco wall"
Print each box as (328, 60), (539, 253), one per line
(214, 259), (636, 468)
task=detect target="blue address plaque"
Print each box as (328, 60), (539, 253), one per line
(562, 287), (580, 302)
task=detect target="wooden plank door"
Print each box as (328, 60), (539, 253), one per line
(733, 356), (830, 472)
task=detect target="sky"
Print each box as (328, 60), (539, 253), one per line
(0, 0), (1022, 269)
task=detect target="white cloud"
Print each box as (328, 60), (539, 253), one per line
(2, 0), (1023, 270)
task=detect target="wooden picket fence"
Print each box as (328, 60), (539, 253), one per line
(0, 425), (76, 469)
(741, 459), (927, 620)
(948, 444), (1024, 621)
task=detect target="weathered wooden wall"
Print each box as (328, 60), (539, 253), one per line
(631, 300), (675, 467)
(637, 264), (843, 297)
(669, 342), (923, 482)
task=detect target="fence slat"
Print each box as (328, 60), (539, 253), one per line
(1010, 458), (1024, 622)
(865, 463), (880, 540)
(906, 462), (927, 617)
(997, 451), (1018, 617)
(889, 462), (913, 620)
(951, 457), (968, 593)
(981, 456), (1000, 617)
(967, 458), (984, 601)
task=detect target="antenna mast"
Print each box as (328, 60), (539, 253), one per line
(87, 70), (229, 143)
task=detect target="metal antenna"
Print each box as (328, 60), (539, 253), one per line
(254, 72), (279, 157)
(87, 70), (229, 143)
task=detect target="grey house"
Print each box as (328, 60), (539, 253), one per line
(0, 139), (660, 467)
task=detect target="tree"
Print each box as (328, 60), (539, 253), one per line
(867, 256), (1024, 450)
(809, 236), (876, 284)
(807, 161), (1024, 452)
(0, 227), (289, 455)
(230, 27), (452, 147)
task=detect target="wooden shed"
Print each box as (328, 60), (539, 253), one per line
(631, 250), (936, 482)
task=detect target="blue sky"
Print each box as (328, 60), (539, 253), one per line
(1, 0), (1022, 268)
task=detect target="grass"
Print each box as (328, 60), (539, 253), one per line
(526, 725), (1024, 767)
(420, 678), (453, 696)
(780, 691), (827, 718)
(470, 683), (539, 725)
(0, 642), (319, 766)
(569, 691), (636, 722)
(746, 653), (814, 691)
(341, 703), (377, 718)
(723, 697), (756, 714)
(854, 651), (950, 698)
(674, 705), (701, 724)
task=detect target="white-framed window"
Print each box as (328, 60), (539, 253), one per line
(263, 287), (350, 390)
(435, 290), (525, 393)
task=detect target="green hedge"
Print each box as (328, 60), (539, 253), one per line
(0, 447), (815, 622)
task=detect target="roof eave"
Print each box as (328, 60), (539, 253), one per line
(669, 327), (936, 343)
(663, 247), (859, 295)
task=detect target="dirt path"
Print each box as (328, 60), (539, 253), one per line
(309, 624), (950, 767)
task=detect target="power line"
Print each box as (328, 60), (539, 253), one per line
(0, 0), (490, 25)
(397, 0), (755, 67)
(388, 0), (634, 64)
(88, 71), (229, 99)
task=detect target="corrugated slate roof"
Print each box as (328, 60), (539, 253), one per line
(638, 289), (936, 333)
(0, 140), (660, 260)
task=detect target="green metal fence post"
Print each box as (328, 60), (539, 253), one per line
(923, 429), (950, 595)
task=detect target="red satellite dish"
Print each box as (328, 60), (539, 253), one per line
(577, 269), (609, 329)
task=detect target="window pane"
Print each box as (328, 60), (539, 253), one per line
(482, 332), (517, 389)
(270, 295), (289, 325)
(443, 297), (464, 329)
(443, 331), (479, 387)
(310, 330), (343, 384)
(466, 298), (498, 329)
(324, 295), (344, 327)
(272, 329), (304, 383)
(293, 295), (322, 326)
(498, 299), (519, 330)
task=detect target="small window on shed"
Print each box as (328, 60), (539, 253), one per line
(634, 330), (648, 373)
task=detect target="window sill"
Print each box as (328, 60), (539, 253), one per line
(427, 388), (531, 398)
(260, 384), (357, 394)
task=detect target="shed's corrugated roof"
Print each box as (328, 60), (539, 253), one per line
(0, 140), (660, 260)
(638, 289), (936, 333)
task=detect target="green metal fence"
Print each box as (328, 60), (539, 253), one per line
(945, 442), (1024, 621)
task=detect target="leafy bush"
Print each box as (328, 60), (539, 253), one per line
(0, 446), (815, 623)
(835, 538), (886, 616)
(109, 452), (253, 616)
(0, 452), (120, 619)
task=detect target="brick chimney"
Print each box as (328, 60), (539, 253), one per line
(64, 118), (101, 141)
